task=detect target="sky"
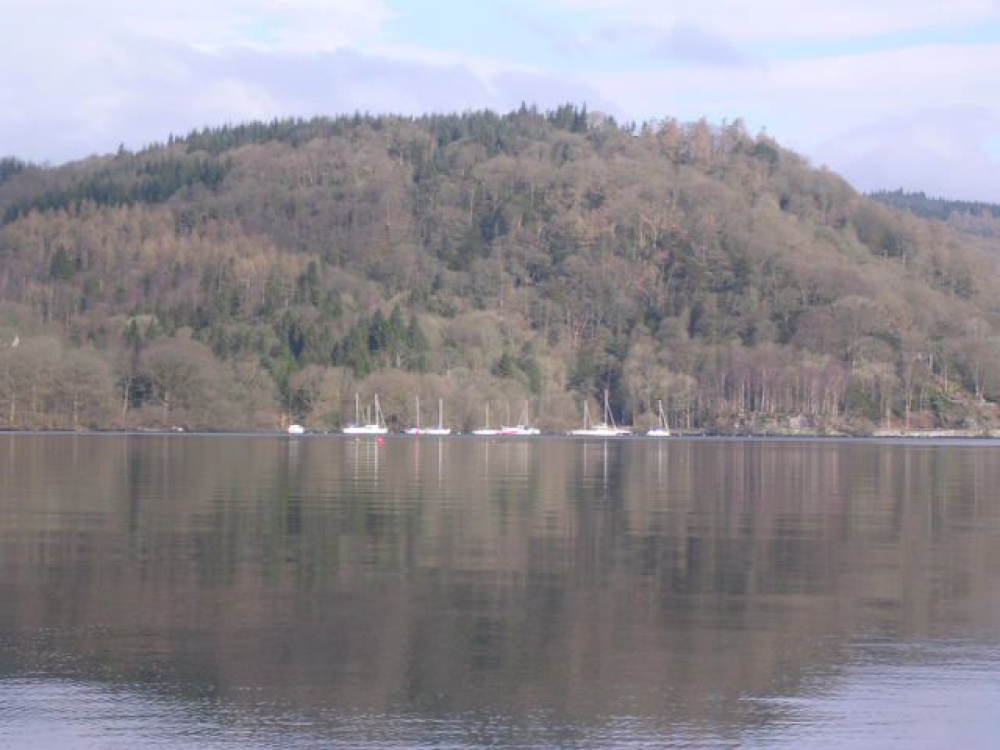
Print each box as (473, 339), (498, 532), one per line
(2, 0), (999, 202)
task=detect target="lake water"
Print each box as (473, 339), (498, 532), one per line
(2, 434), (1000, 748)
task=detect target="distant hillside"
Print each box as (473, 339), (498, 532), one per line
(868, 189), (1000, 237)
(1, 105), (999, 433)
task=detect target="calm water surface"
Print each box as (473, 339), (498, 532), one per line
(2, 434), (1000, 748)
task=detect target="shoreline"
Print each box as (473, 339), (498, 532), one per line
(2, 427), (999, 439)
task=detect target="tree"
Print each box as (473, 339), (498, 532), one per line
(56, 348), (114, 428)
(141, 336), (219, 425)
(0, 336), (62, 426)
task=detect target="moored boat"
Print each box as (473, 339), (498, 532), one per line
(646, 399), (671, 437)
(499, 400), (541, 436)
(472, 403), (500, 436)
(425, 397), (452, 435)
(342, 393), (388, 435)
(569, 390), (630, 437)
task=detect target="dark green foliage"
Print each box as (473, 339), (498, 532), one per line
(2, 155), (231, 223)
(49, 247), (77, 280)
(492, 351), (519, 379)
(332, 322), (373, 377)
(296, 261), (321, 307)
(179, 117), (345, 154)
(135, 156), (229, 201)
(332, 304), (428, 377)
(121, 372), (155, 410)
(0, 157), (27, 183)
(548, 103), (589, 133)
(493, 346), (543, 394)
(750, 140), (781, 171)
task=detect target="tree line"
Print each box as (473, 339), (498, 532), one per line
(869, 188), (1000, 222)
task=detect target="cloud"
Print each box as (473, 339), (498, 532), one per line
(581, 20), (753, 67)
(540, 0), (1000, 44)
(818, 106), (1000, 202)
(649, 23), (755, 66)
(585, 39), (1000, 198)
(0, 36), (607, 163)
(10, 0), (395, 54)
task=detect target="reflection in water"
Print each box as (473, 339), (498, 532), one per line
(1, 435), (1000, 748)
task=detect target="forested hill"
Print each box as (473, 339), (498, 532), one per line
(868, 188), (1000, 236)
(1, 105), (999, 434)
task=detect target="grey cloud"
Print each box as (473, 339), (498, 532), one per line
(652, 23), (755, 67)
(595, 21), (754, 67)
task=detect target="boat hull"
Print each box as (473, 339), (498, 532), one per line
(342, 426), (388, 435)
(499, 425), (540, 436)
(568, 425), (631, 437)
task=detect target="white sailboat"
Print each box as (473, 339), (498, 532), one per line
(646, 399), (671, 437)
(472, 403), (500, 436)
(404, 394), (423, 435)
(569, 390), (631, 437)
(425, 397), (452, 436)
(342, 393), (388, 435)
(499, 400), (541, 436)
(405, 396), (452, 435)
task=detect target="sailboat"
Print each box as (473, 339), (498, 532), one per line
(472, 403), (500, 436)
(405, 396), (452, 435)
(425, 397), (452, 436)
(568, 390), (631, 437)
(499, 400), (541, 436)
(342, 393), (388, 435)
(646, 399), (671, 437)
(404, 395), (423, 435)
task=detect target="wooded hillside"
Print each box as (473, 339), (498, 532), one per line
(2, 105), (999, 433)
